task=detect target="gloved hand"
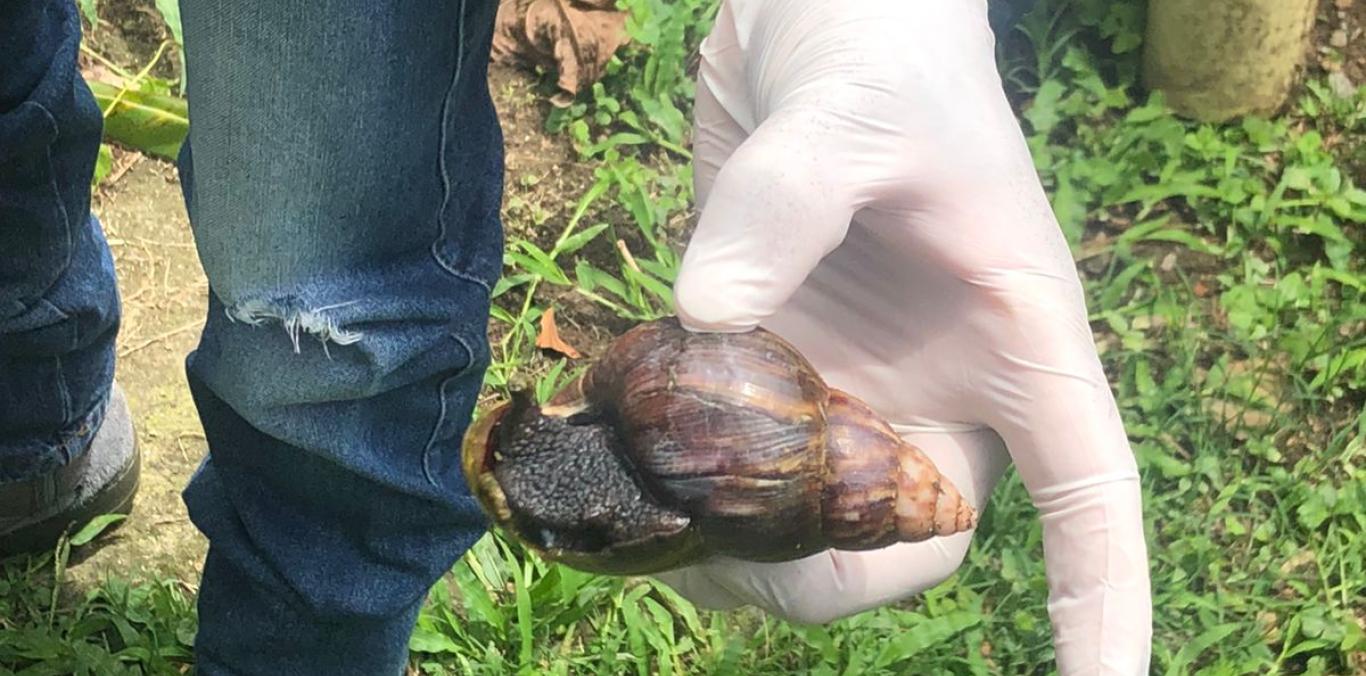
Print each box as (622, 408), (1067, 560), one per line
(656, 1), (1152, 674)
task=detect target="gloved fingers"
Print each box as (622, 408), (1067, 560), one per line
(690, 0), (750, 210)
(653, 426), (1011, 624)
(692, 71), (750, 212)
(673, 104), (867, 333)
(969, 272), (1139, 491)
(966, 279), (1153, 673)
(678, 0), (946, 334)
(1036, 477), (1152, 673)
(652, 565), (749, 612)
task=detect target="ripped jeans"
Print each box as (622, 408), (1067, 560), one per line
(4, 0), (504, 673)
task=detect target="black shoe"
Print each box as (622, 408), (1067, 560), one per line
(0, 382), (141, 557)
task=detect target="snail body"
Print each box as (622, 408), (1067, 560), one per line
(461, 318), (975, 575)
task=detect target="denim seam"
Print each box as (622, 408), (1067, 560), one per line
(53, 355), (72, 459)
(422, 330), (478, 486)
(422, 0), (483, 488)
(428, 0), (489, 295)
(36, 102), (76, 280)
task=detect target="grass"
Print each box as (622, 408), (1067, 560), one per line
(4, 0), (1363, 673)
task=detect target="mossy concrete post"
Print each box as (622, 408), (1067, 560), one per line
(1142, 0), (1318, 122)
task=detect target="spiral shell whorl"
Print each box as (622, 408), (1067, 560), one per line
(576, 319), (975, 556)
(573, 320), (830, 561)
(821, 390), (976, 548)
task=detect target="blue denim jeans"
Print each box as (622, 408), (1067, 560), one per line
(175, 0), (504, 673)
(5, 0), (503, 673)
(1, 0), (120, 482)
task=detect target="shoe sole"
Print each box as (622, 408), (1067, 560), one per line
(0, 436), (141, 558)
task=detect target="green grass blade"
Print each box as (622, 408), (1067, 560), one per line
(873, 611), (982, 668)
(515, 559), (534, 668)
(68, 514), (127, 547)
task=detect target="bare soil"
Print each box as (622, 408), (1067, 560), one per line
(1313, 0), (1366, 86)
(70, 157), (207, 588)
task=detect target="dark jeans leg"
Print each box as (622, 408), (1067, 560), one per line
(0, 0), (120, 482)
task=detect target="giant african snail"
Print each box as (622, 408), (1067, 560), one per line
(461, 317), (975, 575)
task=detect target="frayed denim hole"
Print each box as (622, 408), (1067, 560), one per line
(224, 297), (364, 358)
(423, 328), (482, 486)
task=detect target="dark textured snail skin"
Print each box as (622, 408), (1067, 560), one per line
(461, 318), (976, 576)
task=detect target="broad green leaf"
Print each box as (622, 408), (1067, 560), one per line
(1165, 623), (1239, 676)
(491, 273), (535, 299)
(79, 0), (99, 26)
(453, 560), (505, 632)
(409, 625), (463, 655)
(552, 223), (610, 257)
(1279, 214), (1348, 243)
(515, 559), (534, 667)
(155, 0), (183, 45)
(91, 143), (113, 189)
(874, 611), (981, 667)
(645, 579), (702, 638)
(508, 242), (569, 285)
(88, 80), (188, 160)
(576, 261), (628, 298)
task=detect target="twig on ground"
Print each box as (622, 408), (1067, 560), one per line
(118, 320), (204, 358)
(616, 239), (641, 273)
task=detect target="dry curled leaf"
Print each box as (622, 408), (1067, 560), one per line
(492, 0), (628, 106)
(536, 308), (582, 358)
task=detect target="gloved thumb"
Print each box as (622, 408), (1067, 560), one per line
(673, 108), (868, 333)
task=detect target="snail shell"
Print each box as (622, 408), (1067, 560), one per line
(462, 318), (976, 575)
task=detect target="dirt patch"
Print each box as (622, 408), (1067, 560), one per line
(1312, 0), (1366, 85)
(485, 64), (670, 378)
(73, 155), (208, 587)
(82, 0), (182, 86)
(492, 65), (599, 252)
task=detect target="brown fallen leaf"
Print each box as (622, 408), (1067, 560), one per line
(536, 307), (582, 358)
(492, 0), (629, 106)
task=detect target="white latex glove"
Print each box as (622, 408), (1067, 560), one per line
(655, 1), (1153, 674)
